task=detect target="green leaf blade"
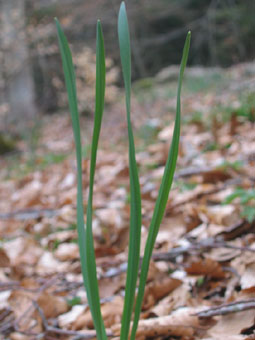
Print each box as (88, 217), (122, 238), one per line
(130, 31), (191, 340)
(85, 20), (107, 340)
(118, 3), (142, 340)
(55, 20), (85, 294)
(56, 18), (107, 340)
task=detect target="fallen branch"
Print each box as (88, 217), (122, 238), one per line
(195, 299), (255, 318)
(152, 236), (255, 263)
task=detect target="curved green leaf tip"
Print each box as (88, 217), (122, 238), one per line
(56, 18), (107, 340)
(118, 2), (142, 340)
(130, 31), (191, 340)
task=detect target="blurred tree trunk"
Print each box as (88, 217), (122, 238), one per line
(0, 0), (37, 127)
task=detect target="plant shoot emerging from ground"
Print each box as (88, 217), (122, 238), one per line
(56, 2), (190, 339)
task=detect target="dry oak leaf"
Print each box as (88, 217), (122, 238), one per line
(143, 276), (182, 310)
(10, 332), (31, 340)
(0, 290), (11, 309)
(201, 168), (232, 183)
(149, 283), (191, 317)
(203, 335), (248, 340)
(206, 204), (238, 226)
(3, 237), (42, 266)
(73, 296), (123, 330)
(54, 242), (79, 261)
(11, 178), (43, 209)
(185, 258), (225, 279)
(231, 248), (255, 289)
(36, 251), (68, 275)
(37, 292), (68, 318)
(240, 263), (255, 290)
(112, 306), (208, 338)
(58, 305), (86, 328)
(8, 290), (41, 333)
(8, 290), (33, 319)
(41, 230), (77, 249)
(0, 248), (10, 267)
(98, 275), (126, 299)
(206, 309), (255, 339)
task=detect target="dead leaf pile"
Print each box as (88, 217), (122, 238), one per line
(0, 63), (255, 339)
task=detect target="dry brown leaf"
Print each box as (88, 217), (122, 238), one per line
(112, 306), (208, 338)
(58, 305), (86, 328)
(0, 290), (11, 309)
(206, 204), (238, 226)
(149, 283), (191, 317)
(157, 124), (174, 142)
(155, 214), (186, 248)
(240, 263), (255, 290)
(245, 335), (255, 340)
(10, 332), (30, 340)
(201, 169), (232, 183)
(219, 220), (253, 241)
(41, 230), (77, 249)
(231, 247), (255, 288)
(98, 275), (125, 299)
(74, 296), (123, 330)
(37, 292), (68, 318)
(0, 248), (10, 267)
(185, 258), (225, 279)
(3, 237), (43, 276)
(143, 276), (182, 310)
(101, 296), (123, 328)
(54, 242), (79, 261)
(36, 251), (68, 275)
(8, 290), (40, 333)
(206, 310), (255, 339)
(95, 208), (123, 229)
(203, 335), (247, 340)
(11, 178), (43, 208)
(209, 246), (241, 262)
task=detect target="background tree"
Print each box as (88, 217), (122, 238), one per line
(0, 0), (37, 127)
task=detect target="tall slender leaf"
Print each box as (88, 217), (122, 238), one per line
(56, 19), (107, 340)
(85, 20), (107, 340)
(118, 3), (142, 340)
(130, 31), (191, 340)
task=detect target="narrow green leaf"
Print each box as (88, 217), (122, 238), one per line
(56, 19), (107, 340)
(130, 31), (191, 340)
(85, 20), (107, 340)
(118, 3), (142, 340)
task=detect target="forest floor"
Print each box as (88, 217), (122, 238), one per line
(0, 62), (255, 340)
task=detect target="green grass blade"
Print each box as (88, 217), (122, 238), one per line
(118, 3), (142, 340)
(85, 20), (107, 340)
(130, 31), (191, 340)
(56, 19), (107, 340)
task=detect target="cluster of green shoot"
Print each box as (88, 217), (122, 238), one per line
(56, 2), (190, 339)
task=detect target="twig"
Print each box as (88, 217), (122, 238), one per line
(0, 319), (14, 334)
(33, 301), (114, 339)
(0, 275), (60, 293)
(13, 302), (37, 335)
(152, 237), (255, 263)
(0, 281), (20, 291)
(0, 307), (12, 323)
(0, 307), (15, 335)
(191, 237), (255, 253)
(0, 208), (59, 220)
(195, 299), (255, 318)
(167, 178), (242, 211)
(174, 165), (219, 179)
